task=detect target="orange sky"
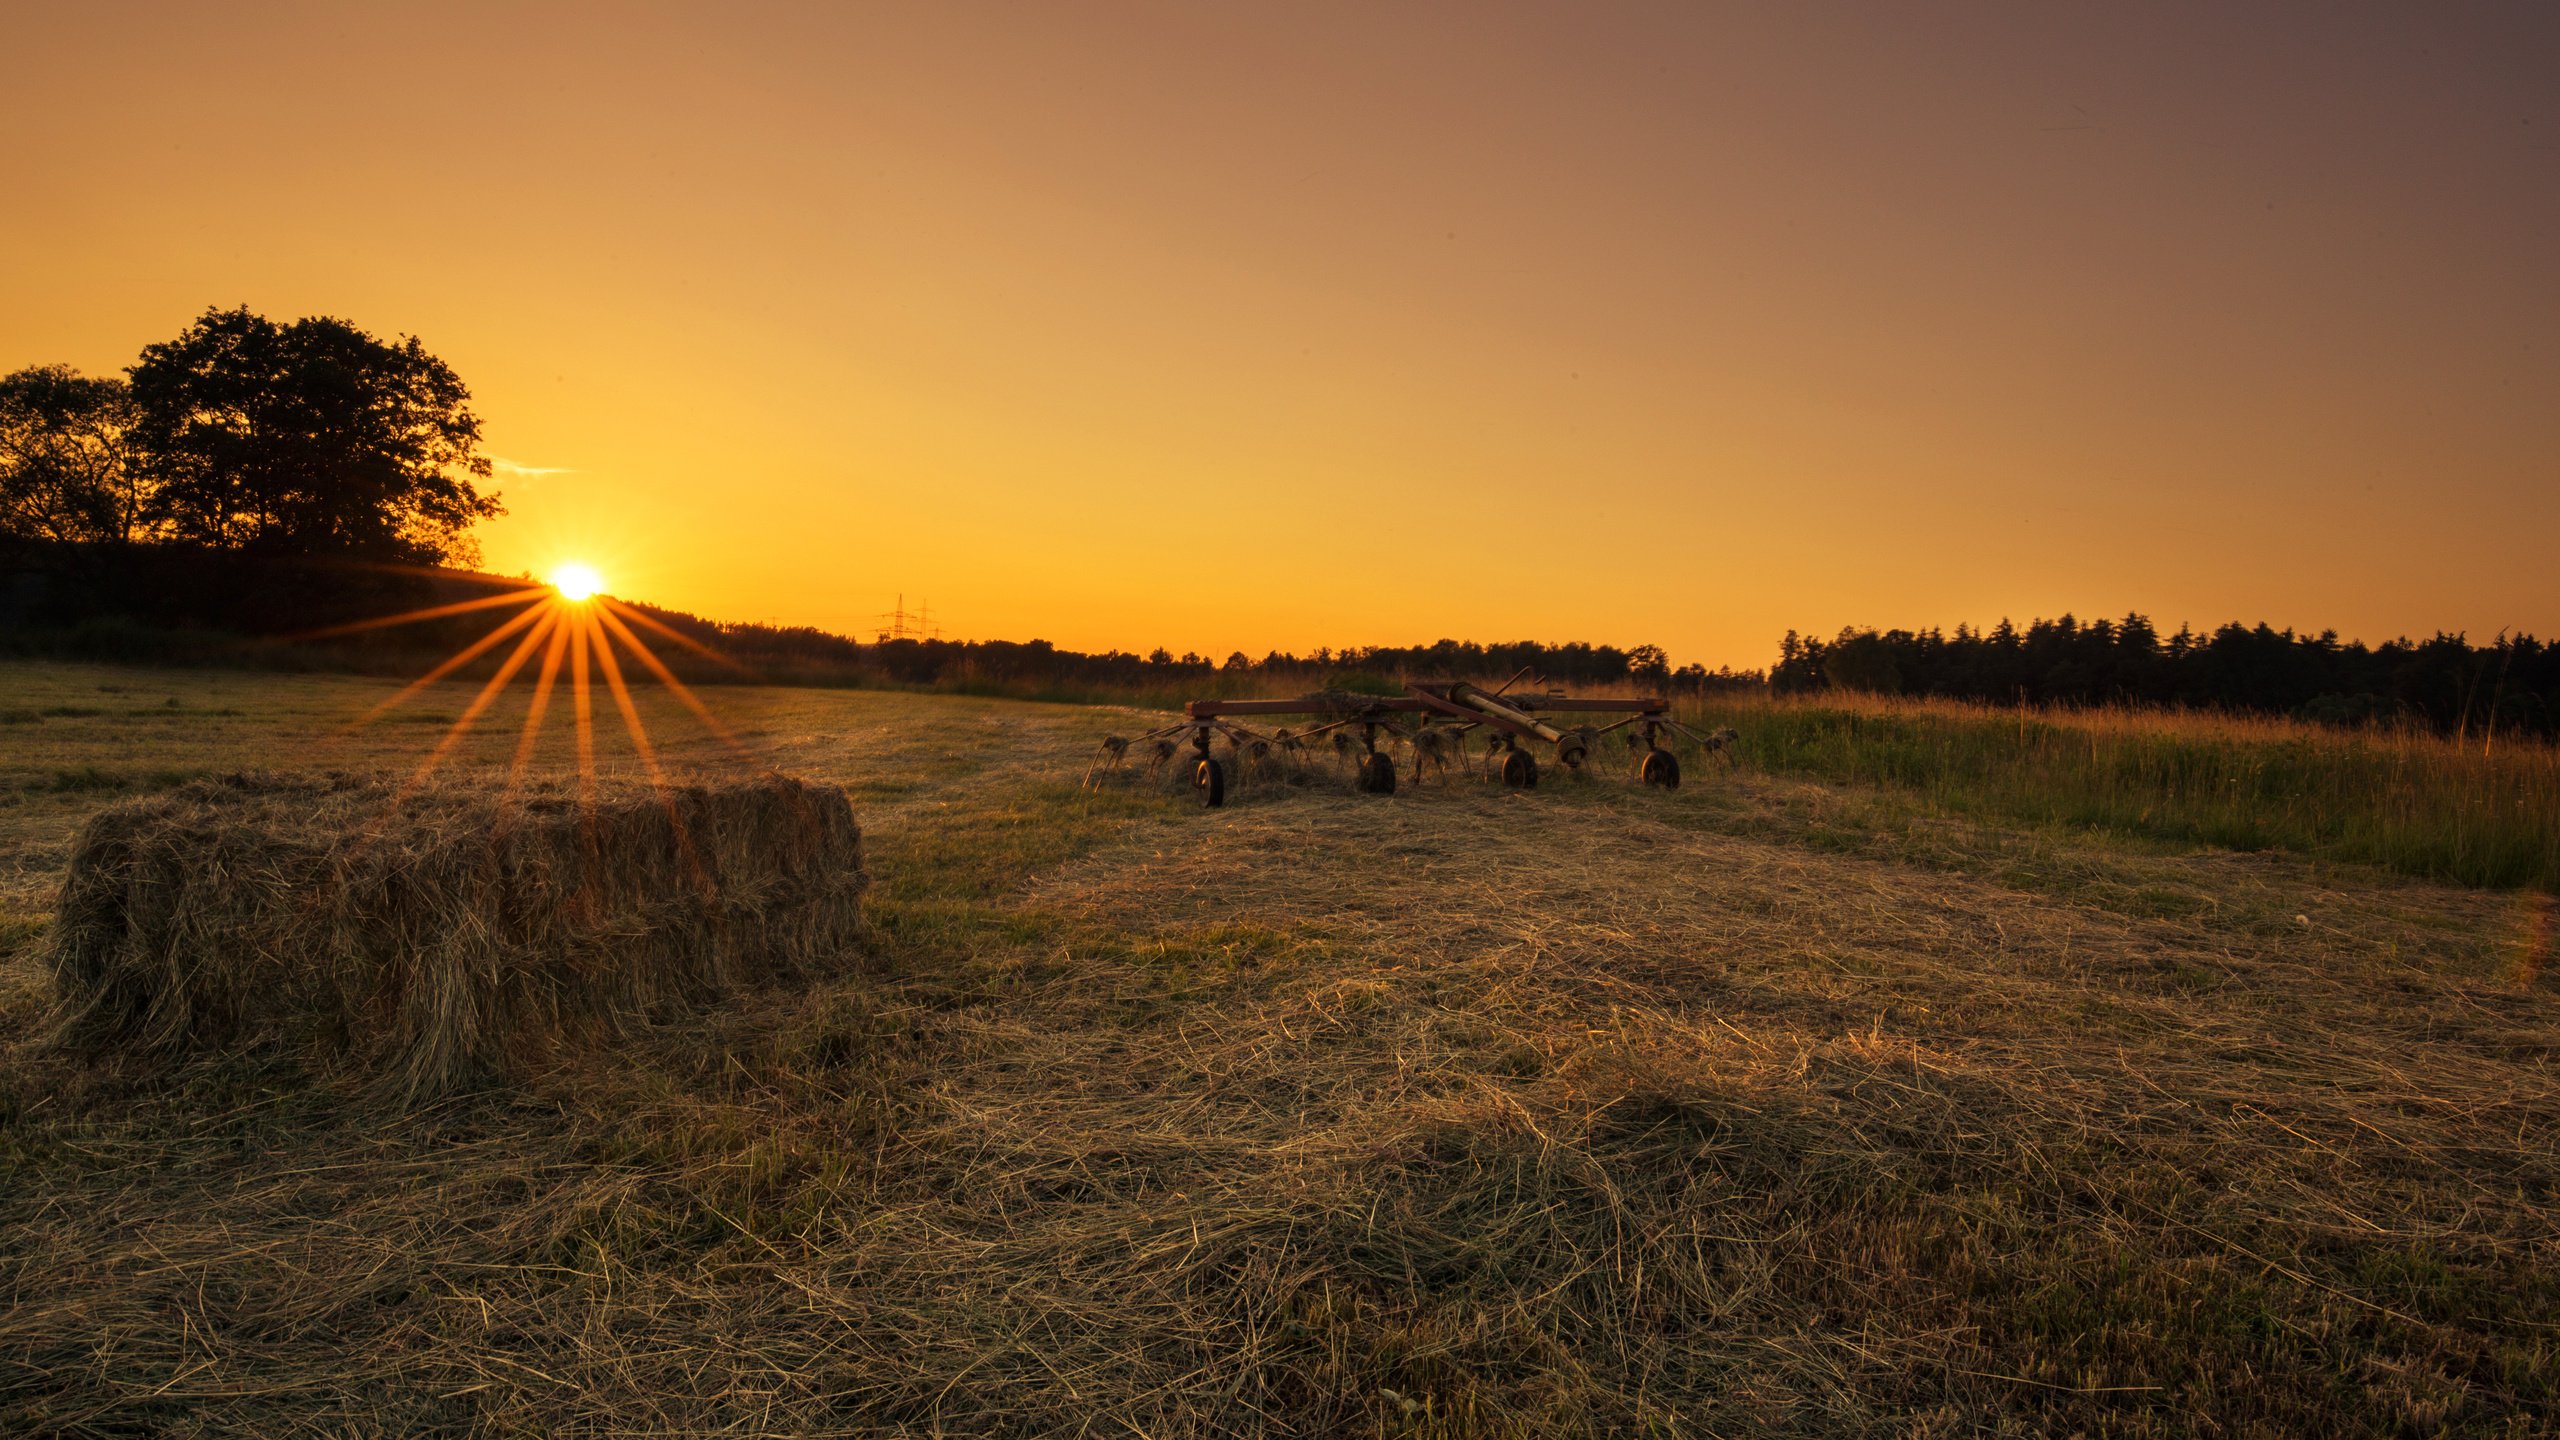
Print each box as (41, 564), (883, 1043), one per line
(5, 3), (2553, 669)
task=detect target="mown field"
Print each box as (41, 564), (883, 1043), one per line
(0, 659), (2553, 1437)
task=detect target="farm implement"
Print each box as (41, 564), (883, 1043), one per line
(1086, 677), (1736, 807)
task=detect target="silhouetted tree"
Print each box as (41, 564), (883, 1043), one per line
(1824, 629), (1903, 694)
(1771, 630), (1828, 694)
(128, 307), (500, 564)
(0, 365), (145, 547)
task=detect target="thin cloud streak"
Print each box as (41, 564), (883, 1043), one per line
(488, 456), (577, 478)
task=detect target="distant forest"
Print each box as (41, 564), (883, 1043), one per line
(1777, 617), (2556, 741)
(626, 613), (1766, 704)
(628, 606), (2557, 740)
(5, 308), (2550, 740)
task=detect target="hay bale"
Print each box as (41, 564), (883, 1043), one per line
(46, 772), (868, 1099)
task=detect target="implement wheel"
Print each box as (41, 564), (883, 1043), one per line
(1356, 750), (1398, 795)
(1193, 756), (1226, 808)
(1638, 747), (1681, 789)
(1500, 748), (1539, 789)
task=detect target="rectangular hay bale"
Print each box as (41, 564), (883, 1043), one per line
(46, 772), (869, 1098)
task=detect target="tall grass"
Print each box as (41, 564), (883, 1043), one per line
(1678, 692), (2560, 891)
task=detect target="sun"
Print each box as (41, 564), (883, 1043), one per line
(295, 555), (753, 800)
(548, 562), (604, 602)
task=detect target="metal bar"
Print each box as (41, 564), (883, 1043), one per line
(1185, 693), (1661, 719)
(1405, 684), (1542, 741)
(1446, 682), (1602, 768)
(1447, 683), (1569, 744)
(1185, 697), (1438, 718)
(1503, 697), (1667, 713)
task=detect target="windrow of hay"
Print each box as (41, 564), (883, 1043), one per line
(45, 771), (868, 1099)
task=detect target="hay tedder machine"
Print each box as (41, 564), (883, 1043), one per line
(1086, 675), (1736, 807)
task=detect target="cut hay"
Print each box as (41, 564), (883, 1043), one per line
(45, 771), (868, 1099)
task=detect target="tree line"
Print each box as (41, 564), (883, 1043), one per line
(659, 615), (2551, 742)
(1, 307), (497, 566)
(604, 612), (1767, 702)
(1776, 616), (2556, 740)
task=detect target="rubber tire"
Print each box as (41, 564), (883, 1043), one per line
(1193, 756), (1225, 808)
(1639, 747), (1681, 789)
(1501, 748), (1539, 789)
(1356, 750), (1398, 795)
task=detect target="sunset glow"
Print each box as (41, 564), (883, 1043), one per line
(6, 6), (2555, 666)
(549, 563), (603, 603)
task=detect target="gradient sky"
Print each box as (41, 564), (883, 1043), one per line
(6, 3), (2553, 669)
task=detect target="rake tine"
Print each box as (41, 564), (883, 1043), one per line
(1082, 735), (1134, 790)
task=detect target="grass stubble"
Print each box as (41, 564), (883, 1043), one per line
(0, 661), (2551, 1435)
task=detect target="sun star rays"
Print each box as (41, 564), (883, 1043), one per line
(324, 572), (756, 796)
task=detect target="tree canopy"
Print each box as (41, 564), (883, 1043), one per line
(0, 364), (144, 548)
(126, 307), (500, 565)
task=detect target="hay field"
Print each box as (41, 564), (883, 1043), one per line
(0, 659), (2553, 1437)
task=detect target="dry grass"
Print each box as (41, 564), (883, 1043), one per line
(47, 772), (867, 1101)
(0, 661), (2552, 1435)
